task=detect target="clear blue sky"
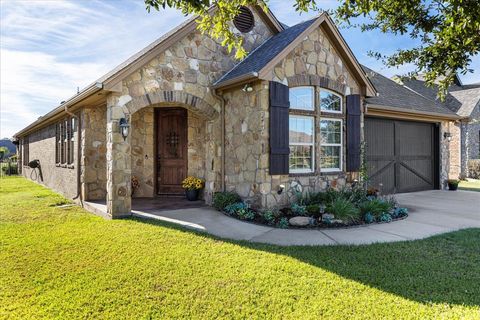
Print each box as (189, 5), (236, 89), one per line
(1, 0), (479, 138)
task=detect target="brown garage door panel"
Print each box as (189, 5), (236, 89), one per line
(365, 117), (438, 194)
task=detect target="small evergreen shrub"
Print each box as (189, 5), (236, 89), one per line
(213, 192), (241, 211)
(379, 213), (393, 223)
(260, 210), (276, 225)
(277, 217), (289, 229)
(291, 203), (307, 216)
(364, 212), (375, 224)
(358, 198), (392, 218)
(306, 204), (321, 218)
(326, 198), (361, 223)
(224, 202), (254, 220)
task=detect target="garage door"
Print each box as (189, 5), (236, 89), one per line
(365, 117), (439, 194)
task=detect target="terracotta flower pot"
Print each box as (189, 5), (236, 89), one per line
(185, 189), (200, 201)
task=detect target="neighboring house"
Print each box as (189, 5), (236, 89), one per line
(398, 77), (480, 177)
(14, 7), (461, 219)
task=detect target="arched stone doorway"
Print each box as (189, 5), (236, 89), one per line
(106, 90), (219, 218)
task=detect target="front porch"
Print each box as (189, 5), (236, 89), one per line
(84, 196), (206, 219)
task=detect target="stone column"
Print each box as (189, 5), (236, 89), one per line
(106, 93), (132, 218)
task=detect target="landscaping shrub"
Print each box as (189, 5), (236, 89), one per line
(259, 210), (276, 225)
(213, 191), (241, 210)
(224, 202), (254, 220)
(306, 204), (321, 218)
(291, 203), (307, 216)
(326, 197), (361, 223)
(277, 217), (289, 229)
(358, 198), (392, 218)
(468, 159), (480, 179)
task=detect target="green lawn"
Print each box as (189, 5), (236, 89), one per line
(459, 179), (480, 192)
(1, 177), (479, 319)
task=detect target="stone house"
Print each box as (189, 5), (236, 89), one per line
(14, 7), (464, 218)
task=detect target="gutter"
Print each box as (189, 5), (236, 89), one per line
(366, 103), (464, 121)
(14, 82), (104, 138)
(211, 88), (226, 192)
(213, 72), (258, 90)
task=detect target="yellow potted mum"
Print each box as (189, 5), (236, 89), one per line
(182, 176), (204, 201)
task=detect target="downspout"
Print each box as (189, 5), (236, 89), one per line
(64, 104), (82, 204)
(211, 88), (226, 192)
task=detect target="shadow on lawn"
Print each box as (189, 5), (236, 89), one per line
(131, 216), (480, 308)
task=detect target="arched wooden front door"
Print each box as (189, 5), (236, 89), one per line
(156, 108), (187, 195)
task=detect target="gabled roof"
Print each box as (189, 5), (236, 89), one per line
(213, 18), (317, 86)
(363, 66), (460, 119)
(214, 13), (377, 96)
(14, 5), (284, 138)
(401, 78), (480, 117)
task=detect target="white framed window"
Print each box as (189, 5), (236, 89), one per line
(289, 115), (315, 173)
(320, 119), (342, 172)
(290, 86), (314, 111)
(320, 89), (342, 113)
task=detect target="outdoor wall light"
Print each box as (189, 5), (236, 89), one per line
(119, 117), (130, 141)
(444, 132), (452, 142)
(242, 84), (253, 92)
(277, 184), (285, 195)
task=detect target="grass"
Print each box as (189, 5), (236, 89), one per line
(1, 177), (479, 319)
(459, 178), (480, 192)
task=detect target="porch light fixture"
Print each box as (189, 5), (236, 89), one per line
(443, 132), (452, 142)
(119, 117), (130, 141)
(242, 84), (253, 92)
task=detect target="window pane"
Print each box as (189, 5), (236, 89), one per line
(320, 90), (341, 112)
(290, 87), (314, 110)
(290, 116), (314, 143)
(289, 145), (313, 171)
(320, 120), (341, 144)
(320, 146), (341, 169)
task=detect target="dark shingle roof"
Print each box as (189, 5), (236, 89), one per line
(363, 66), (458, 116)
(214, 18), (316, 86)
(401, 78), (480, 117)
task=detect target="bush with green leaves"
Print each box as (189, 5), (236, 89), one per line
(224, 202), (254, 220)
(326, 197), (361, 223)
(306, 204), (321, 218)
(358, 198), (393, 218)
(277, 217), (289, 229)
(213, 191), (241, 211)
(291, 203), (307, 216)
(259, 210), (276, 225)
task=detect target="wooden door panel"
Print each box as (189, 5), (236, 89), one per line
(156, 108), (187, 195)
(365, 118), (436, 194)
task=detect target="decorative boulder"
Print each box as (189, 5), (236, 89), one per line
(289, 216), (311, 227)
(331, 219), (344, 225)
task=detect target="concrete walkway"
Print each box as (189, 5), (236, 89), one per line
(88, 190), (480, 246)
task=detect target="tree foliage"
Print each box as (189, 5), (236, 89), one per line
(145, 0), (480, 98)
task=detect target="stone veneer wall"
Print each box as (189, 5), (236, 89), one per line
(224, 27), (363, 207)
(21, 122), (78, 199)
(131, 107), (155, 198)
(103, 9), (275, 215)
(222, 25), (364, 209)
(81, 106), (107, 200)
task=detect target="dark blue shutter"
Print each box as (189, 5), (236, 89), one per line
(346, 94), (361, 171)
(269, 81), (290, 175)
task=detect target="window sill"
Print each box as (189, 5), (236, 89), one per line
(289, 172), (316, 177)
(320, 170), (343, 176)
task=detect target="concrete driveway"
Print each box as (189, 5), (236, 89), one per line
(131, 190), (480, 246)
